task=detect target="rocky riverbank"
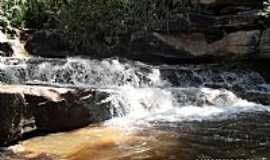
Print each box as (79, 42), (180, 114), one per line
(0, 84), (112, 146)
(0, 56), (269, 146)
(22, 0), (270, 63)
(1, 0), (270, 148)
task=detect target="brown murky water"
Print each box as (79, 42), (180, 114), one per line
(8, 126), (190, 160)
(1, 55), (270, 160)
(5, 112), (270, 160)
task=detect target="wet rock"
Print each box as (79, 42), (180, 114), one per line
(0, 84), (112, 146)
(238, 91), (270, 105)
(259, 29), (270, 59)
(0, 42), (13, 57)
(32, 88), (112, 132)
(25, 30), (71, 58)
(0, 91), (34, 146)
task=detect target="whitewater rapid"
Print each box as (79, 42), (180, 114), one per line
(0, 57), (269, 126)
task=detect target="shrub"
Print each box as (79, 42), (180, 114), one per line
(0, 0), (28, 27)
(56, 0), (195, 52)
(0, 0), (66, 28)
(1, 0), (196, 53)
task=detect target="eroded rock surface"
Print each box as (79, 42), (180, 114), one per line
(0, 84), (111, 146)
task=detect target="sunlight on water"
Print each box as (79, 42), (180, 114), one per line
(2, 57), (270, 160)
(11, 125), (191, 160)
(10, 86), (270, 160)
(12, 126), (131, 159)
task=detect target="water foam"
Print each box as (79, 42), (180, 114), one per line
(0, 57), (269, 127)
(104, 87), (270, 128)
(0, 57), (163, 88)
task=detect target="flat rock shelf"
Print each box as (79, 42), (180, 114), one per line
(0, 84), (112, 146)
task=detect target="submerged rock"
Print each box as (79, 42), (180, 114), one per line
(0, 84), (111, 146)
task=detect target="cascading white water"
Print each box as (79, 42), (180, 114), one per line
(0, 57), (266, 89)
(0, 57), (270, 125)
(2, 57), (270, 160)
(0, 57), (167, 87)
(102, 87), (270, 128)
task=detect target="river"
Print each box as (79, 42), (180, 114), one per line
(0, 57), (270, 160)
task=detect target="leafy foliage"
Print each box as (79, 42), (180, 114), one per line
(0, 0), (66, 28)
(0, 0), (28, 26)
(56, 0), (195, 52)
(1, 0), (196, 52)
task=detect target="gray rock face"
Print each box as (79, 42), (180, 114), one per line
(0, 84), (111, 146)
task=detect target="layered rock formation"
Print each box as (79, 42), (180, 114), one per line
(0, 85), (111, 146)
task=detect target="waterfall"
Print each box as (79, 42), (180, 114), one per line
(0, 57), (269, 125)
(0, 57), (266, 89)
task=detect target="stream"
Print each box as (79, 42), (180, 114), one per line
(0, 57), (270, 160)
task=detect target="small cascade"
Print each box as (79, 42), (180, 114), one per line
(101, 87), (270, 127)
(0, 56), (269, 123)
(1, 57), (270, 160)
(0, 57), (267, 90)
(0, 57), (163, 87)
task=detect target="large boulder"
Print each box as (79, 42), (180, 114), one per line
(109, 30), (259, 64)
(31, 88), (112, 131)
(149, 30), (260, 58)
(0, 84), (112, 146)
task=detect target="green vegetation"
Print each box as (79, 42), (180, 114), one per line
(0, 0), (27, 27)
(0, 0), (66, 28)
(0, 0), (196, 51)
